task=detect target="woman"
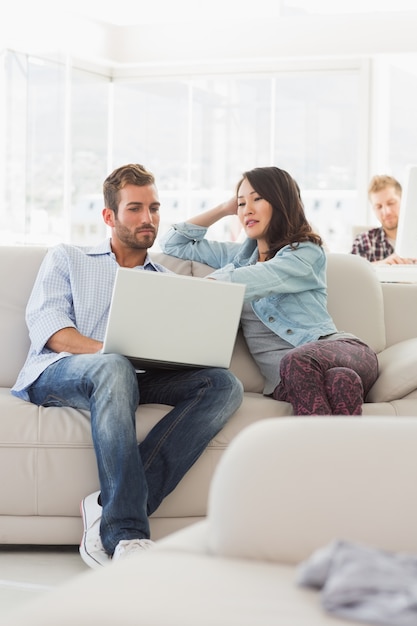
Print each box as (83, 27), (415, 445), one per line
(160, 166), (378, 415)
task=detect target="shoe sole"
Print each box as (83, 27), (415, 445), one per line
(79, 498), (109, 569)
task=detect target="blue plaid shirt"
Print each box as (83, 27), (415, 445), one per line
(350, 227), (394, 262)
(11, 239), (168, 401)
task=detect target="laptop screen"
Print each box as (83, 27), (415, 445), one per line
(395, 164), (417, 259)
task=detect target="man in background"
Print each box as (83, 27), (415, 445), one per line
(351, 174), (416, 265)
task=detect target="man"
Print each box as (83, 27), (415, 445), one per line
(11, 164), (243, 568)
(351, 174), (416, 264)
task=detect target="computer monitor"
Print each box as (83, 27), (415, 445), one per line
(395, 164), (417, 258)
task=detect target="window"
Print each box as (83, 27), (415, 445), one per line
(112, 66), (364, 250)
(0, 50), (110, 245)
(3, 48), (416, 253)
(70, 67), (110, 244)
(389, 58), (417, 176)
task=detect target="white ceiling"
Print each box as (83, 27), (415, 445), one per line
(10, 0), (417, 27)
(4, 0), (417, 69)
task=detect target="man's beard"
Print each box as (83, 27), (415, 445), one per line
(114, 223), (157, 249)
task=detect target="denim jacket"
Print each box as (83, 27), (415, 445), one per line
(160, 222), (338, 348)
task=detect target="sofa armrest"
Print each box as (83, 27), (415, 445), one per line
(155, 520), (210, 555)
(366, 338), (417, 402)
(207, 417), (417, 564)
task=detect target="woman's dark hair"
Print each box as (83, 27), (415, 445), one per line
(236, 166), (322, 259)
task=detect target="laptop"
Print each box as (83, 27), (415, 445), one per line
(373, 164), (417, 283)
(102, 268), (246, 369)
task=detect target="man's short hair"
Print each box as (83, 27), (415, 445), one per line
(103, 164), (155, 213)
(368, 174), (402, 198)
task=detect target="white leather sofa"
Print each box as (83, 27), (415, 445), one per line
(6, 417), (417, 625)
(1, 245), (417, 545)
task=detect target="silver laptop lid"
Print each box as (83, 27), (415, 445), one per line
(373, 164), (417, 282)
(102, 268), (245, 369)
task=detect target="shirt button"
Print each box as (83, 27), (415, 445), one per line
(268, 316), (275, 322)
(286, 329), (294, 335)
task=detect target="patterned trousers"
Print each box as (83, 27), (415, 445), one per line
(273, 338), (378, 416)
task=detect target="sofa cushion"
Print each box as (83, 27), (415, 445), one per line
(4, 550), (345, 626)
(366, 337), (417, 402)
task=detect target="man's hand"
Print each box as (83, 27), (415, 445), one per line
(374, 253), (417, 265)
(46, 328), (103, 354)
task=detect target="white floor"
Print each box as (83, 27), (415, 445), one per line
(0, 545), (88, 618)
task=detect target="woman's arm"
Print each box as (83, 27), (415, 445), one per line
(186, 197), (238, 228)
(160, 203), (242, 269)
(208, 242), (327, 301)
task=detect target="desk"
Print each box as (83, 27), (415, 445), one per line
(373, 265), (417, 283)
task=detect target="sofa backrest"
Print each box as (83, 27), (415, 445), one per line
(0, 247), (386, 391)
(0, 246), (48, 387)
(325, 252), (386, 353)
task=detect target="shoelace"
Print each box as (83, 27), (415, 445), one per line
(113, 539), (155, 559)
(90, 534), (105, 551)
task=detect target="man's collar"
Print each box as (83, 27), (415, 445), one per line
(141, 254), (160, 271)
(85, 239), (113, 256)
(86, 239), (159, 270)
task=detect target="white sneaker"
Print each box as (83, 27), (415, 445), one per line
(79, 491), (110, 569)
(112, 538), (155, 562)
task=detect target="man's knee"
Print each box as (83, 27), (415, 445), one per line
(101, 353), (135, 374)
(91, 354), (138, 393)
(213, 369), (243, 405)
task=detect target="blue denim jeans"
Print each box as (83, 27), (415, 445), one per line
(28, 353), (243, 555)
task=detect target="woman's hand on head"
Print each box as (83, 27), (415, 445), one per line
(222, 196), (238, 216)
(187, 197), (238, 228)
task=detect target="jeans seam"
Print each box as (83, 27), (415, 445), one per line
(143, 382), (209, 471)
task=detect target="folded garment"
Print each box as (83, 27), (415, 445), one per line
(297, 540), (417, 626)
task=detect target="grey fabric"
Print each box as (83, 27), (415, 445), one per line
(240, 301), (292, 394)
(297, 540), (417, 626)
(240, 300), (358, 395)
